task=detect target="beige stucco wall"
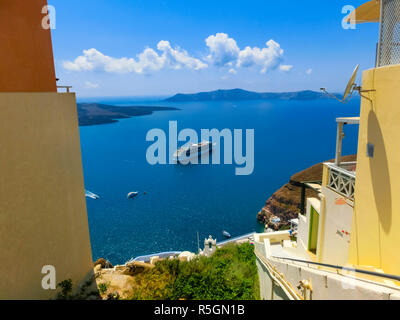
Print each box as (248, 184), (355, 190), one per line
(318, 187), (353, 266)
(297, 213), (309, 256)
(349, 65), (400, 275)
(0, 93), (93, 299)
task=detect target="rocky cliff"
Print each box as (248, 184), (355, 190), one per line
(257, 155), (357, 230)
(77, 103), (179, 126)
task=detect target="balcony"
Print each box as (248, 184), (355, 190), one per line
(326, 116), (359, 201)
(325, 162), (356, 200)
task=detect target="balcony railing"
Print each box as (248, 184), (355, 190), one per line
(57, 86), (73, 93)
(326, 162), (356, 200)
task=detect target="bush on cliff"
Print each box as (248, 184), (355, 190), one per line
(129, 243), (260, 300)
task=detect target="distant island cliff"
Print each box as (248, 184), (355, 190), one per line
(77, 103), (179, 126)
(165, 89), (335, 102)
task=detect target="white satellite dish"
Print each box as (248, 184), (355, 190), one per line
(342, 64), (359, 102)
(320, 64), (360, 103)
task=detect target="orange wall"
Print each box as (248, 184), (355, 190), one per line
(0, 0), (57, 92)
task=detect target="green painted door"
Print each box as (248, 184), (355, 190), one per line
(308, 206), (320, 253)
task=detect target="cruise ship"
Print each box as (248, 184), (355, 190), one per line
(173, 141), (215, 163)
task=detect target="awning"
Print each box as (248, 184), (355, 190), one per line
(336, 117), (360, 125)
(344, 0), (381, 24)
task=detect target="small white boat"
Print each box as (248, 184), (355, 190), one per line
(127, 192), (139, 199)
(85, 190), (100, 200)
(222, 231), (231, 239)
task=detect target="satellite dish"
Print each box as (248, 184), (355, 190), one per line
(342, 64), (359, 102)
(320, 64), (360, 103)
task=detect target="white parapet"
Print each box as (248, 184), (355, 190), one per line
(254, 231), (291, 245)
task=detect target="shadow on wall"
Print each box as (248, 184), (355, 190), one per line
(368, 111), (392, 234)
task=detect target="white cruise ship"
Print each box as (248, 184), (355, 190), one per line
(173, 141), (215, 162)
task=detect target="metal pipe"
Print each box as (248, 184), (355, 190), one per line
(300, 184), (306, 215)
(255, 250), (303, 300)
(335, 122), (344, 166)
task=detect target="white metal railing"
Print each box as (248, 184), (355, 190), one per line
(254, 246), (303, 300)
(57, 86), (73, 93)
(326, 163), (356, 200)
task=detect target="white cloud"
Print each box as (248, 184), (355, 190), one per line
(64, 41), (207, 74)
(85, 81), (99, 89)
(157, 41), (207, 71)
(306, 68), (313, 75)
(205, 33), (240, 67)
(64, 34), (289, 76)
(279, 64), (293, 72)
(237, 40), (284, 74)
(206, 33), (286, 74)
(228, 68), (237, 74)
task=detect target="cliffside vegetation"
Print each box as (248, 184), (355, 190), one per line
(98, 243), (260, 300)
(132, 243), (259, 300)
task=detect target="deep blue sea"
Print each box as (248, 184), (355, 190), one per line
(78, 96), (360, 265)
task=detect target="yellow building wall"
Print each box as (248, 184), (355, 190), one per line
(349, 65), (400, 275)
(0, 93), (93, 299)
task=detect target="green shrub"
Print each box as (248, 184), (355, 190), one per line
(56, 279), (73, 300)
(98, 282), (109, 295)
(129, 243), (260, 300)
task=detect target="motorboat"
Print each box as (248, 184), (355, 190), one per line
(222, 231), (231, 239)
(127, 192), (139, 199)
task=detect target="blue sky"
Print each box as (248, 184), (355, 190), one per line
(49, 0), (379, 97)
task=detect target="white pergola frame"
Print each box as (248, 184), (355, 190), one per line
(335, 117), (360, 166)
